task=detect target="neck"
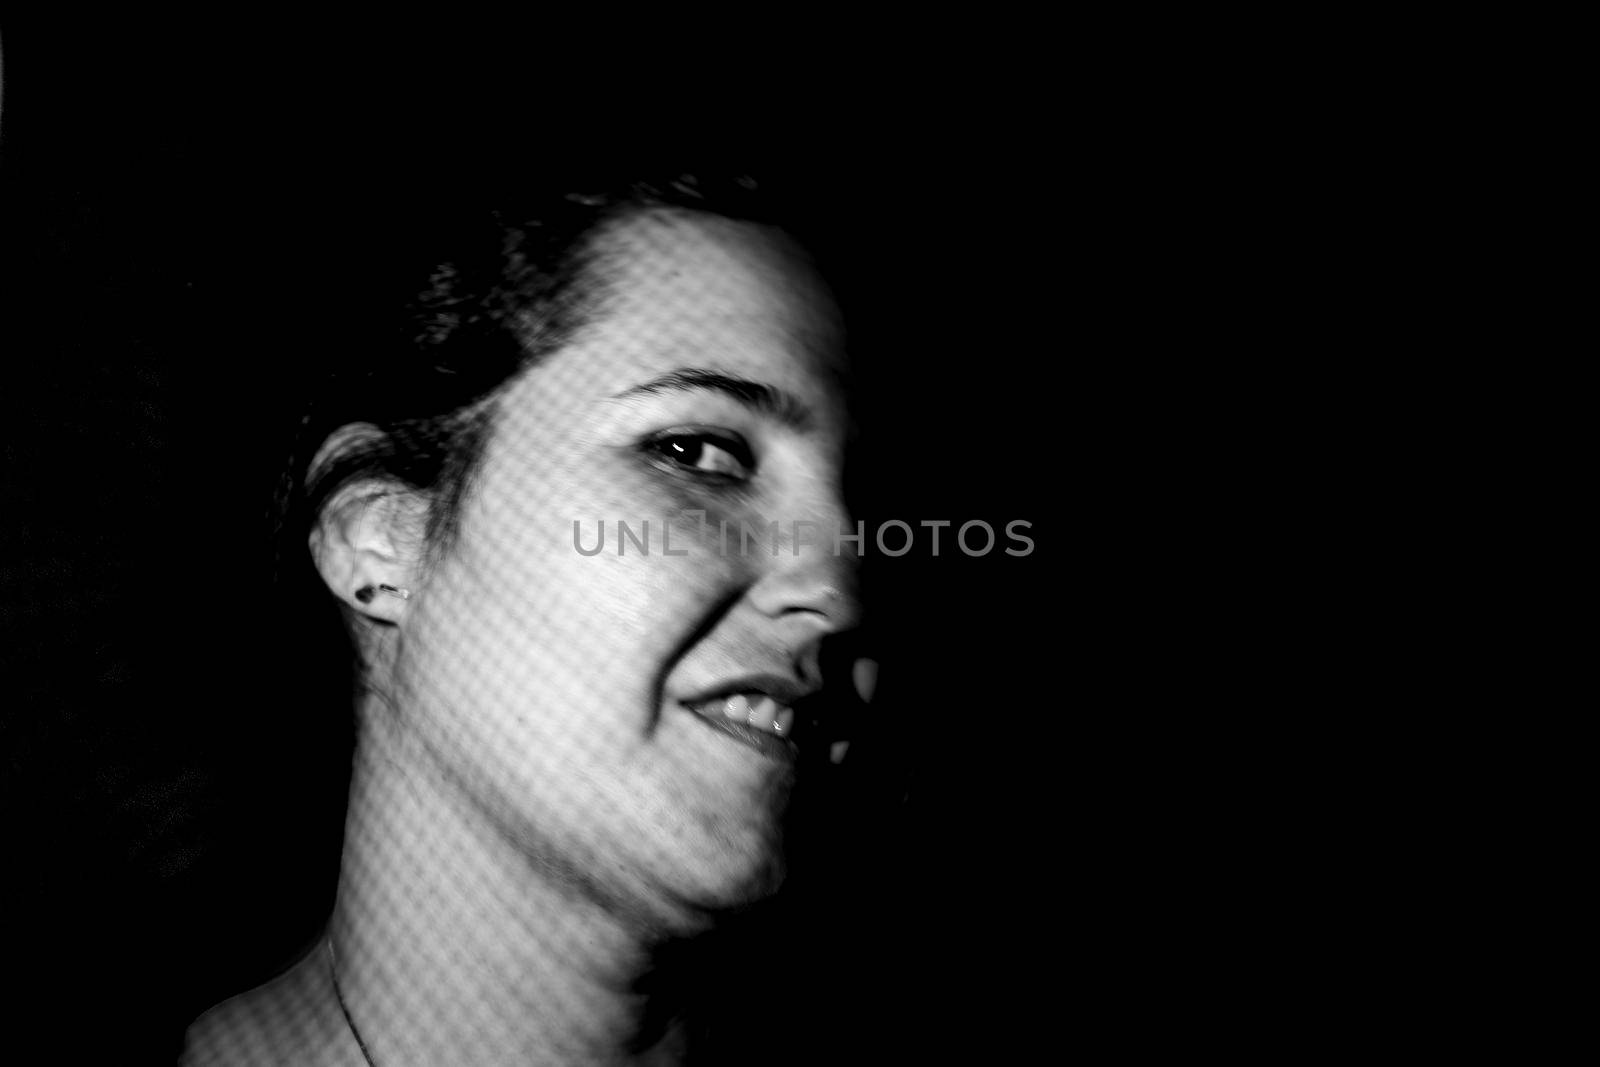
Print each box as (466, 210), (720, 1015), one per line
(328, 700), (692, 1066)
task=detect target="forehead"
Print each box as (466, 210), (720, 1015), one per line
(536, 208), (846, 395)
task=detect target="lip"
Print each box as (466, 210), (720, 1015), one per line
(678, 699), (800, 763)
(678, 672), (818, 708)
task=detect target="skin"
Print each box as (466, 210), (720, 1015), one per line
(183, 209), (864, 1065)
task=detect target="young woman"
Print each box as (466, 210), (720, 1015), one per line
(182, 175), (877, 1065)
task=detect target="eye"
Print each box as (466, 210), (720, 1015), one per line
(645, 431), (755, 483)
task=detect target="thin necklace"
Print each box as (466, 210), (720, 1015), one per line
(327, 941), (379, 1067)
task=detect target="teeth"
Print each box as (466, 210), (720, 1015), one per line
(747, 696), (776, 731)
(695, 693), (795, 739)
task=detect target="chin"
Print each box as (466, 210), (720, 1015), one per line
(649, 836), (791, 931)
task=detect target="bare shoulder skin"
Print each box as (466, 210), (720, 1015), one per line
(181, 945), (366, 1067)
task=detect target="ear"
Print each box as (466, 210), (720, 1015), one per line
(309, 481), (429, 623)
(306, 427), (429, 624)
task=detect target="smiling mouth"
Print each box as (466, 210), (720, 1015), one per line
(679, 694), (800, 762)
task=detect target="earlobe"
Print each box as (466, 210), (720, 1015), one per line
(354, 584), (411, 605)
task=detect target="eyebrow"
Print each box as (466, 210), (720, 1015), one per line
(610, 368), (814, 429)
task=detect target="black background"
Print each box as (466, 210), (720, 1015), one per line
(1, 17), (1093, 1064)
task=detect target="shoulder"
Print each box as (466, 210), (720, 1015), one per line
(180, 946), (357, 1066)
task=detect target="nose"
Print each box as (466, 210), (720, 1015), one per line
(747, 508), (863, 637)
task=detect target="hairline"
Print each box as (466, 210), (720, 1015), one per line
(423, 203), (797, 563)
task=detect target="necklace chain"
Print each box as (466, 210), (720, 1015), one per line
(327, 942), (379, 1067)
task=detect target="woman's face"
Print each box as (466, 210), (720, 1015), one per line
(394, 208), (860, 923)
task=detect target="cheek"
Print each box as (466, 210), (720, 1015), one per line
(536, 550), (729, 679)
(406, 431), (758, 741)
(408, 499), (740, 743)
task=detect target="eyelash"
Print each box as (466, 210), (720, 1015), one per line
(641, 430), (757, 485)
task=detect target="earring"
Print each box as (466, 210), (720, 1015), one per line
(355, 584), (411, 604)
